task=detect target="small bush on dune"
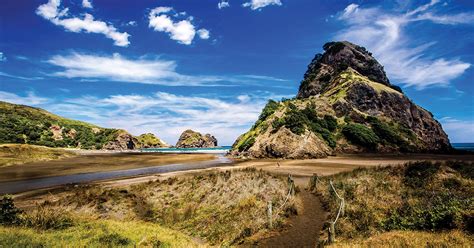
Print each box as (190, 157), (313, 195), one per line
(0, 195), (22, 225)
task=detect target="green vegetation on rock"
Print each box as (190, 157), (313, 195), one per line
(342, 123), (380, 149)
(271, 103), (338, 148)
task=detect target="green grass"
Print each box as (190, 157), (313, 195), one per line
(0, 219), (199, 247)
(0, 144), (75, 167)
(315, 161), (473, 246)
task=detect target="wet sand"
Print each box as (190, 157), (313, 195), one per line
(0, 152), (217, 183)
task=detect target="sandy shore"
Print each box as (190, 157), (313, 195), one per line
(0, 152), (217, 182)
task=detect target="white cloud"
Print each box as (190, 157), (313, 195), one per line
(336, 1), (471, 89)
(82, 0), (92, 9)
(0, 72), (43, 80)
(46, 52), (288, 86)
(46, 92), (284, 145)
(218, 1), (230, 9)
(243, 0), (282, 10)
(197, 29), (210, 39)
(0, 52), (6, 62)
(36, 0), (130, 47)
(126, 21), (137, 26)
(148, 7), (209, 45)
(0, 91), (49, 105)
(440, 118), (474, 143)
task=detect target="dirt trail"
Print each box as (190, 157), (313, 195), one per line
(258, 176), (327, 248)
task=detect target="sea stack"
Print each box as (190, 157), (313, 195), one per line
(175, 129), (218, 148)
(230, 41), (451, 158)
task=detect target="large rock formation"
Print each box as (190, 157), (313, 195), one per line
(102, 130), (140, 150)
(137, 133), (170, 148)
(230, 41), (451, 158)
(175, 129), (218, 148)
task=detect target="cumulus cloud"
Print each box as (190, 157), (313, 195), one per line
(197, 29), (210, 39)
(36, 0), (130, 47)
(46, 52), (288, 86)
(218, 1), (230, 9)
(243, 0), (282, 10)
(82, 0), (92, 9)
(336, 1), (471, 89)
(148, 7), (210, 45)
(0, 91), (49, 105)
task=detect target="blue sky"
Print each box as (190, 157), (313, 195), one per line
(0, 0), (473, 145)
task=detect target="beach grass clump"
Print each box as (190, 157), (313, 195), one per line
(315, 160), (474, 246)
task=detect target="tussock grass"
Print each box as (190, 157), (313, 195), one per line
(315, 160), (473, 246)
(12, 168), (294, 246)
(0, 144), (75, 167)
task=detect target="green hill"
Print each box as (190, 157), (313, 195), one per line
(0, 101), (144, 150)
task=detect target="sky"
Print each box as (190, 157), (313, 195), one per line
(0, 0), (473, 145)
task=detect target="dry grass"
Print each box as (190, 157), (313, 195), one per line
(0, 144), (75, 167)
(330, 230), (473, 248)
(314, 160), (474, 246)
(23, 168), (295, 246)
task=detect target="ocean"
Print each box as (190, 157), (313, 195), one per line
(451, 143), (474, 152)
(140, 146), (232, 154)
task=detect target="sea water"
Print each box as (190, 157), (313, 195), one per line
(451, 143), (474, 152)
(140, 146), (232, 154)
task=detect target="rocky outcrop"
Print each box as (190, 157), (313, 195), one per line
(175, 129), (218, 148)
(137, 133), (170, 148)
(231, 41), (451, 158)
(102, 130), (140, 150)
(297, 41), (393, 99)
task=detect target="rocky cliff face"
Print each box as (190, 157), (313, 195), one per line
(175, 129), (218, 148)
(231, 41), (451, 158)
(102, 130), (141, 150)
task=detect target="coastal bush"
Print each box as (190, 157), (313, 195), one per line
(342, 123), (380, 149)
(238, 136), (255, 152)
(272, 104), (338, 147)
(0, 195), (22, 225)
(258, 100), (279, 122)
(367, 117), (405, 146)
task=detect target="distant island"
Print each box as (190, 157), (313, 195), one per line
(175, 129), (218, 148)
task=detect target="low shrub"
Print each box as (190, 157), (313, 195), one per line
(342, 123), (380, 149)
(0, 195), (22, 225)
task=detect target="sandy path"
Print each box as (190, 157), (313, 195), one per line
(258, 177), (327, 248)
